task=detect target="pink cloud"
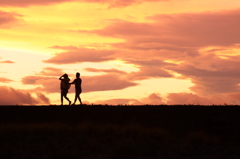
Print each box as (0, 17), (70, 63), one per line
(84, 68), (126, 74)
(140, 93), (164, 105)
(0, 0), (170, 7)
(84, 65), (173, 81)
(72, 9), (240, 96)
(76, 9), (240, 51)
(44, 48), (116, 64)
(22, 69), (138, 93)
(0, 86), (50, 105)
(42, 9), (240, 98)
(82, 74), (138, 92)
(93, 92), (239, 105)
(0, 11), (21, 27)
(0, 0), (72, 7)
(49, 45), (79, 51)
(21, 76), (59, 93)
(166, 54), (240, 95)
(0, 77), (13, 83)
(166, 93), (232, 105)
(0, 60), (15, 63)
(95, 93), (164, 105)
(95, 98), (142, 105)
(36, 67), (65, 76)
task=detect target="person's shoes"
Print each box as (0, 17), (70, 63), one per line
(72, 103), (75, 105)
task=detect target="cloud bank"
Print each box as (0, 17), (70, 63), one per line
(0, 86), (50, 105)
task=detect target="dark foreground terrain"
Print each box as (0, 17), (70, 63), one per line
(0, 105), (240, 159)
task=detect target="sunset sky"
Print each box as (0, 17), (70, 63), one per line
(1, 0), (240, 105)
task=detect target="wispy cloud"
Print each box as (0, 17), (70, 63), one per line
(0, 77), (13, 83)
(0, 0), (172, 7)
(0, 60), (15, 63)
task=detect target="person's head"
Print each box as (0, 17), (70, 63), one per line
(76, 72), (80, 78)
(63, 74), (68, 78)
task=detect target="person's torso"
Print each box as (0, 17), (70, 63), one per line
(61, 78), (70, 89)
(74, 78), (82, 89)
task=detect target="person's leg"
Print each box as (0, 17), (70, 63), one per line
(63, 94), (71, 105)
(72, 93), (77, 105)
(63, 90), (71, 105)
(61, 93), (64, 105)
(77, 94), (82, 105)
(76, 89), (82, 105)
(79, 96), (82, 105)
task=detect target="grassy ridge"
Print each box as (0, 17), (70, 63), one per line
(0, 105), (240, 158)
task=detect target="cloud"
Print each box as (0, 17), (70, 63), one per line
(95, 98), (142, 105)
(0, 77), (13, 83)
(0, 0), (171, 7)
(22, 68), (138, 93)
(82, 74), (138, 92)
(44, 48), (116, 64)
(84, 68), (126, 74)
(49, 45), (79, 51)
(0, 11), (21, 27)
(77, 9), (240, 50)
(93, 92), (239, 105)
(36, 67), (65, 76)
(73, 9), (240, 96)
(0, 60), (15, 63)
(21, 76), (59, 93)
(0, 86), (50, 105)
(95, 93), (164, 105)
(146, 9), (240, 47)
(0, 0), (72, 7)
(166, 93), (231, 105)
(166, 54), (240, 95)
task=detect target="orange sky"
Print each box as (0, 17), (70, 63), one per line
(1, 0), (240, 105)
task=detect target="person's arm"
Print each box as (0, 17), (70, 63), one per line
(70, 79), (76, 84)
(59, 75), (64, 80)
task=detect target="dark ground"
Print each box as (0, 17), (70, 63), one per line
(0, 105), (240, 158)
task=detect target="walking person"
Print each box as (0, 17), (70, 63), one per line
(59, 74), (71, 105)
(70, 72), (82, 105)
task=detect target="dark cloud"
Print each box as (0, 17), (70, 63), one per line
(0, 86), (50, 105)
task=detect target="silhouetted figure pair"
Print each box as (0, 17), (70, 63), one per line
(59, 72), (82, 105)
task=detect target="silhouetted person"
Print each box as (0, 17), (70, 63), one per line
(59, 74), (71, 105)
(70, 72), (82, 105)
